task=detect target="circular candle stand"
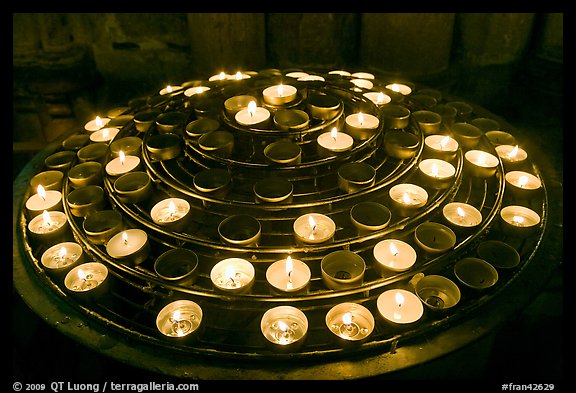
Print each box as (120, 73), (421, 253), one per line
(13, 67), (560, 380)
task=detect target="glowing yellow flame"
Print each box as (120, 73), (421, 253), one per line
(512, 215), (525, 225)
(119, 150), (125, 164)
(518, 175), (528, 188)
(308, 215), (316, 231)
(172, 309), (181, 321)
(285, 256), (293, 277)
(218, 72), (226, 80)
(122, 231), (128, 244)
(102, 128), (109, 139)
(278, 84), (284, 97)
(402, 192), (411, 204)
(248, 101), (257, 117)
(431, 163), (439, 178)
(168, 200), (176, 216)
(508, 145), (519, 159)
(440, 136), (450, 150)
(278, 320), (288, 333)
(358, 112), (364, 126)
(224, 265), (236, 281)
(42, 210), (52, 226)
(342, 312), (353, 325)
(166, 85), (173, 93)
(457, 206), (466, 218)
(395, 291), (405, 307)
(77, 268), (86, 280)
(95, 116), (103, 128)
(389, 84), (400, 93)
(377, 92), (385, 104)
(389, 241), (399, 257)
(59, 246), (67, 259)
(37, 184), (46, 200)
(331, 127), (338, 140)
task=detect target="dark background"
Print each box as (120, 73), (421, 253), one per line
(13, 13), (563, 382)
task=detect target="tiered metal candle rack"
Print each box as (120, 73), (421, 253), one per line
(14, 68), (553, 378)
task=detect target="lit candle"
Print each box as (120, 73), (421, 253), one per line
(377, 289), (424, 324)
(388, 183), (428, 217)
(106, 229), (150, 265)
(373, 239), (417, 274)
(363, 91), (391, 106)
(210, 258), (255, 294)
(317, 127), (354, 156)
(156, 300), (203, 339)
(89, 127), (119, 143)
(386, 83), (412, 95)
(424, 134), (459, 161)
(159, 84), (183, 96)
(235, 100), (271, 127)
(328, 70), (351, 77)
(293, 213), (336, 244)
(418, 158), (456, 189)
(105, 150), (141, 177)
(442, 202), (483, 231)
(321, 250), (366, 290)
(464, 150), (500, 178)
(495, 144), (528, 168)
(84, 116), (110, 133)
(260, 306), (308, 351)
(209, 71), (229, 82)
(351, 71), (375, 80)
(266, 256), (311, 294)
(326, 303), (374, 343)
(286, 71), (309, 79)
(150, 197), (191, 231)
(500, 205), (541, 236)
(184, 85), (210, 97)
(345, 112), (380, 141)
(41, 241), (83, 275)
(25, 184), (63, 218)
(27, 210), (69, 244)
(64, 262), (109, 299)
(350, 79), (373, 90)
(224, 95), (258, 117)
(262, 83), (298, 106)
(505, 171), (542, 198)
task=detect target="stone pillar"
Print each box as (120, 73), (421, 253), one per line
(360, 13), (455, 80)
(266, 13), (361, 70)
(187, 13), (266, 75)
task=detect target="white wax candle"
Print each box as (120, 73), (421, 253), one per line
(25, 185), (62, 216)
(373, 239), (417, 272)
(266, 256), (311, 293)
(262, 84), (298, 105)
(159, 85), (182, 95)
(442, 202), (483, 228)
(351, 79), (374, 89)
(105, 152), (141, 177)
(261, 306), (308, 347)
(293, 213), (336, 244)
(495, 144), (528, 164)
(465, 150), (500, 168)
(424, 134), (459, 153)
(363, 91), (391, 106)
(326, 303), (374, 342)
(389, 183), (429, 209)
(505, 171), (542, 190)
(84, 116), (110, 132)
(156, 300), (203, 338)
(210, 258), (255, 293)
(89, 127), (119, 143)
(317, 127), (354, 153)
(235, 101), (271, 127)
(297, 75), (325, 82)
(329, 70), (351, 76)
(41, 242), (83, 270)
(351, 72), (375, 79)
(419, 159), (456, 180)
(150, 198), (190, 225)
(184, 85), (211, 97)
(65, 262), (108, 293)
(386, 83), (412, 95)
(345, 112), (380, 130)
(500, 205), (541, 228)
(377, 289), (424, 324)
(209, 72), (229, 81)
(28, 210), (68, 236)
(106, 229), (148, 259)
(286, 71), (309, 79)
(228, 71), (251, 80)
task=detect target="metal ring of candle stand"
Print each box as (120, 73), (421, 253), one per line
(13, 68), (558, 379)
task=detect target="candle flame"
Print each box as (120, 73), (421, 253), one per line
(278, 84), (284, 97)
(389, 84), (400, 93)
(285, 256), (293, 277)
(389, 241), (399, 257)
(224, 265), (236, 282)
(122, 231), (128, 245)
(102, 128), (109, 139)
(308, 215), (317, 231)
(59, 246), (67, 259)
(457, 206), (466, 218)
(166, 85), (173, 93)
(431, 163), (439, 178)
(168, 200), (176, 216)
(95, 116), (103, 128)
(518, 175), (528, 188)
(218, 72), (226, 80)
(342, 312), (353, 326)
(477, 152), (486, 166)
(42, 210), (52, 226)
(235, 71), (243, 80)
(119, 150), (126, 164)
(248, 101), (257, 117)
(377, 92), (385, 104)
(331, 127), (338, 140)
(37, 184), (47, 200)
(358, 112), (364, 126)
(277, 320), (288, 333)
(402, 192), (411, 204)
(512, 215), (525, 225)
(77, 268), (86, 280)
(172, 309), (181, 321)
(440, 136), (450, 150)
(395, 291), (405, 307)
(508, 145), (519, 159)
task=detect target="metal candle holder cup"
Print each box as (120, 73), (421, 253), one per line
(30, 170), (64, 192)
(224, 95), (257, 118)
(412, 110), (442, 135)
(106, 229), (151, 266)
(67, 185), (106, 218)
(133, 110), (160, 133)
(154, 248), (199, 287)
(155, 111), (187, 134)
(261, 306), (308, 353)
(380, 104), (411, 129)
(424, 134), (459, 161)
(210, 258), (256, 294)
(273, 109), (310, 131)
(150, 198), (191, 233)
(499, 205), (541, 237)
(193, 168), (231, 199)
(218, 214), (261, 247)
(306, 94), (341, 120)
(82, 209), (123, 245)
(373, 239), (417, 275)
(383, 130), (420, 160)
(77, 142), (108, 164)
(198, 130), (234, 159)
(321, 250), (366, 290)
(146, 133), (182, 161)
(417, 158), (456, 190)
(410, 273), (461, 312)
(68, 162), (103, 189)
(264, 140), (302, 165)
(464, 150), (500, 178)
(337, 162), (376, 194)
(40, 241), (84, 280)
(110, 136), (143, 158)
(486, 130), (517, 146)
(113, 171), (154, 204)
(451, 122), (483, 150)
(253, 177), (293, 204)
(64, 262), (110, 302)
(389, 183), (428, 217)
(454, 257), (499, 291)
(325, 302), (375, 345)
(62, 134), (90, 151)
(156, 300), (203, 341)
(476, 240), (521, 270)
(504, 171), (543, 199)
(442, 202), (483, 234)
(44, 150), (77, 173)
(349, 202), (391, 235)
(414, 222), (457, 255)
(185, 118), (220, 138)
(377, 289), (424, 325)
